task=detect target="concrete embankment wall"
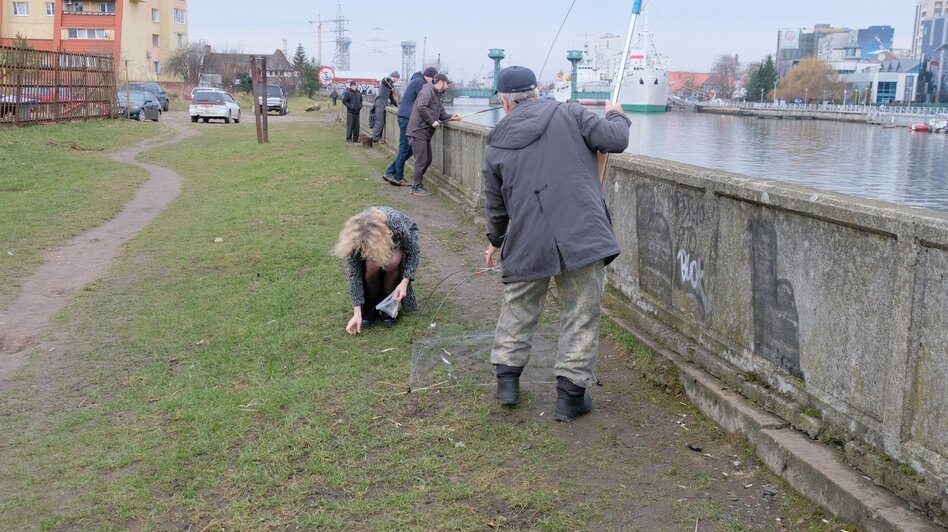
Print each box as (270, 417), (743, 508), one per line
(697, 105), (870, 123)
(369, 105), (948, 523)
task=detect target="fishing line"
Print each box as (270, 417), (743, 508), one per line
(538, 0), (651, 83)
(407, 267), (499, 348)
(538, 0), (579, 81)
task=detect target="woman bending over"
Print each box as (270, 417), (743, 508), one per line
(334, 206), (419, 335)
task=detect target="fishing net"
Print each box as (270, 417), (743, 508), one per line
(407, 268), (562, 392)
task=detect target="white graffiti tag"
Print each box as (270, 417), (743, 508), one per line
(677, 248), (711, 315)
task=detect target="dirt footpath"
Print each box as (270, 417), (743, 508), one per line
(361, 146), (839, 530)
(0, 113), (197, 384)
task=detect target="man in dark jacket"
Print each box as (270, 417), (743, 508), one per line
(406, 73), (460, 196)
(342, 81), (362, 142)
(329, 88), (339, 106)
(371, 71), (400, 142)
(482, 66), (631, 422)
(383, 67), (437, 186)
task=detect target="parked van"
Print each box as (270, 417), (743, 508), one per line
(258, 84), (288, 115)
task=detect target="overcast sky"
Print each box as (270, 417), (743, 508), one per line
(189, 0), (915, 82)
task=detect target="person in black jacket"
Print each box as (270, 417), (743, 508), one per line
(371, 71), (400, 142)
(341, 81), (363, 142)
(482, 66), (631, 422)
(329, 88), (339, 106)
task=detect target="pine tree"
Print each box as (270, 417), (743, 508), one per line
(758, 55), (778, 101)
(746, 55), (778, 102)
(300, 64), (322, 98)
(292, 44), (308, 71)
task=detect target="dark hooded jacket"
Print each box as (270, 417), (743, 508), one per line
(375, 77), (398, 107)
(406, 82), (451, 140)
(482, 98), (631, 283)
(397, 71), (425, 120)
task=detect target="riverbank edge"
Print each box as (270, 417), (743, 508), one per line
(366, 108), (946, 530)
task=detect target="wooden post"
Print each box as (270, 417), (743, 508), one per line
(250, 57), (264, 143)
(261, 56), (269, 142)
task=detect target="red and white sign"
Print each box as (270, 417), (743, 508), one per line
(317, 66), (335, 86)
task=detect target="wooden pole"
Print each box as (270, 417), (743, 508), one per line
(598, 0), (643, 184)
(250, 57), (264, 143)
(261, 56), (269, 142)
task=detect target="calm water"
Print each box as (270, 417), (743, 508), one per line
(448, 102), (948, 213)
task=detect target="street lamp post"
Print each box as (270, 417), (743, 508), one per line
(804, 87), (808, 105)
(760, 87), (764, 102)
(773, 80), (777, 104)
(843, 89), (847, 105)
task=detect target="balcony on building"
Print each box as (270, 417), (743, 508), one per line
(62, 1), (117, 30)
(61, 1), (117, 16)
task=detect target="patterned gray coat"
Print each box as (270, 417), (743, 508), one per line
(346, 206), (420, 311)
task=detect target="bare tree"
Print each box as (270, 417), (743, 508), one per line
(165, 40), (212, 85)
(213, 45), (246, 89)
(710, 54), (741, 99)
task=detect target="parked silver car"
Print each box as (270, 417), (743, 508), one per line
(258, 84), (287, 115)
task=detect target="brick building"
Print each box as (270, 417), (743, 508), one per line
(0, 0), (188, 81)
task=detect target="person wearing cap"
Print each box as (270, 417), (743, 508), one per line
(482, 65), (631, 422)
(405, 73), (461, 196)
(382, 67), (437, 187)
(371, 71), (400, 142)
(341, 81), (363, 143)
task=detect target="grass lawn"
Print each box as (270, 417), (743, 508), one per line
(0, 110), (844, 530)
(0, 119), (168, 308)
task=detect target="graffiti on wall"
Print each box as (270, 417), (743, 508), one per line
(676, 249), (710, 315)
(673, 188), (712, 317)
(636, 184), (673, 304)
(749, 217), (802, 378)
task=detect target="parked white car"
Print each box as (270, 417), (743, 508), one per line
(189, 90), (241, 124)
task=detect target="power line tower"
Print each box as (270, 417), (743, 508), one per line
(333, 4), (351, 70)
(401, 41), (416, 78)
(368, 27), (387, 71)
(307, 4), (350, 70)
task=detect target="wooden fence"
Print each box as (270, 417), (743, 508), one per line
(0, 46), (116, 125)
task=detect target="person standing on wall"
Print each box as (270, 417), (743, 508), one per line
(482, 66), (631, 422)
(371, 71), (400, 143)
(405, 73), (460, 196)
(341, 81), (362, 143)
(382, 67), (437, 187)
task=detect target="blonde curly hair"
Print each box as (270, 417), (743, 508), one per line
(333, 208), (395, 267)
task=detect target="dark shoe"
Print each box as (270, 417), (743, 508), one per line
(410, 184), (432, 196)
(382, 174), (398, 185)
(554, 376), (592, 422)
(379, 314), (396, 328)
(495, 364), (524, 405)
(360, 319), (375, 330)
(391, 178), (409, 187)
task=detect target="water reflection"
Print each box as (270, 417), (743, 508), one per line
(447, 100), (948, 213)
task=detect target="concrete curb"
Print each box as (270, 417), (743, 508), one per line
(604, 304), (942, 532)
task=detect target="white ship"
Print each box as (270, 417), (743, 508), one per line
(616, 31), (669, 113)
(551, 42), (612, 103)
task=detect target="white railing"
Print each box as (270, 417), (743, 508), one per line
(695, 100), (948, 119)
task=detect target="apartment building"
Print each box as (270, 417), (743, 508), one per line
(913, 0), (946, 57)
(0, 0), (188, 81)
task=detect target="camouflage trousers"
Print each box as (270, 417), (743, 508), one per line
(490, 259), (606, 389)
